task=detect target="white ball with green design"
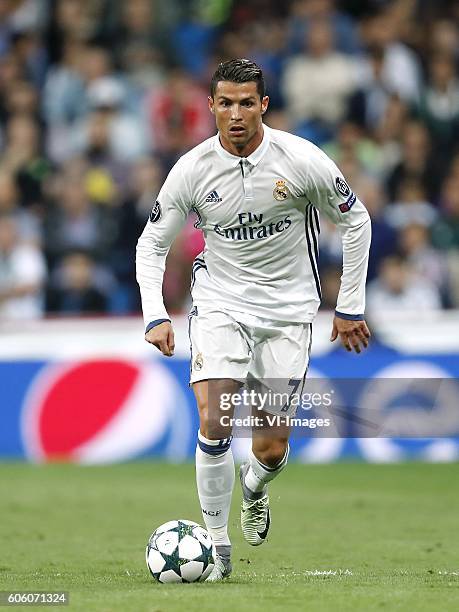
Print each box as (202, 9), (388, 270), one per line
(146, 519), (216, 583)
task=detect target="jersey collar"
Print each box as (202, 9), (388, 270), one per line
(214, 124), (271, 167)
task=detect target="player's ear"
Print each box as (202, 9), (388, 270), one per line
(261, 95), (269, 115)
(208, 96), (215, 114)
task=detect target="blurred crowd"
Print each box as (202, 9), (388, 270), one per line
(0, 0), (459, 322)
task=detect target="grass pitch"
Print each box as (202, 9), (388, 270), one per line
(0, 462), (458, 611)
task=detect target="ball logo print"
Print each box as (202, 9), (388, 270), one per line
(146, 519), (215, 583)
(21, 359), (190, 463)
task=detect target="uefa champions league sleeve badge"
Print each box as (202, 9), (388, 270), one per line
(149, 200), (162, 223)
(273, 180), (291, 201)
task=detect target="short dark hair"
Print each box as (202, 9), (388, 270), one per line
(210, 59), (265, 99)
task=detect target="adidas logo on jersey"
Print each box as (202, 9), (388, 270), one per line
(205, 190), (222, 203)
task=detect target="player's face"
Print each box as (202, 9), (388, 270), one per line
(209, 81), (269, 157)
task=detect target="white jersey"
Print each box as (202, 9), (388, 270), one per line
(136, 125), (371, 327)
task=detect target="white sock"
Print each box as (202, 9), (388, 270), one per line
(195, 431), (235, 547)
(244, 445), (290, 495)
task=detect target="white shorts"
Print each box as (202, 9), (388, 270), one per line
(188, 307), (312, 415)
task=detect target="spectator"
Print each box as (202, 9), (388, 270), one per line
(3, 79), (40, 121)
(366, 254), (442, 315)
(373, 94), (409, 176)
(46, 250), (108, 314)
(43, 173), (118, 268)
(147, 69), (214, 165)
(427, 19), (459, 61)
(323, 121), (384, 179)
(7, 0), (49, 34)
(385, 178), (438, 230)
(113, 156), (165, 309)
(248, 20), (288, 110)
(416, 53), (459, 160)
(1, 114), (52, 208)
(350, 47), (394, 132)
(282, 19), (357, 142)
(431, 176), (459, 250)
(73, 76), (149, 162)
(358, 179), (397, 282)
(119, 41), (165, 94)
(0, 214), (46, 319)
(286, 0), (361, 56)
(76, 111), (128, 202)
(399, 222), (450, 305)
(42, 39), (87, 124)
(45, 0), (102, 64)
(0, 170), (41, 242)
(0, 52), (25, 125)
(0, 0), (458, 319)
(386, 121), (442, 203)
(360, 6), (421, 103)
(10, 30), (48, 89)
(108, 0), (170, 84)
(45, 43), (135, 161)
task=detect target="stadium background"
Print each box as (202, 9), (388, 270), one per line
(1, 0), (459, 463)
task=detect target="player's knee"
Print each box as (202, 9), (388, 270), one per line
(196, 399), (230, 440)
(197, 401), (210, 437)
(195, 394), (212, 436)
(256, 440), (288, 468)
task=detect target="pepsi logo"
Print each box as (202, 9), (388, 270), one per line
(21, 359), (191, 463)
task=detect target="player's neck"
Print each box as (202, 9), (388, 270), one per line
(219, 125), (264, 158)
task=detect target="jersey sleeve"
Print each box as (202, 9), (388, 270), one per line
(304, 147), (371, 317)
(136, 158), (192, 328)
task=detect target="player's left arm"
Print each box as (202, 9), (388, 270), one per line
(305, 147), (372, 354)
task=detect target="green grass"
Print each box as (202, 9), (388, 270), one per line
(0, 462), (458, 611)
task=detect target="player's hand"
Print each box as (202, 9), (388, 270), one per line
(330, 316), (371, 354)
(145, 321), (175, 357)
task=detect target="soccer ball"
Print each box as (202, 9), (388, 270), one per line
(146, 519), (215, 583)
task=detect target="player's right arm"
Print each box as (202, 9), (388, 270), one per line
(136, 158), (192, 356)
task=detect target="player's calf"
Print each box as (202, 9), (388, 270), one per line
(239, 445), (289, 546)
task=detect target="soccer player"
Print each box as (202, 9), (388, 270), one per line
(136, 59), (371, 581)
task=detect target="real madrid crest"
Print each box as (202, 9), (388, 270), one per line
(194, 353), (203, 371)
(273, 179), (290, 201)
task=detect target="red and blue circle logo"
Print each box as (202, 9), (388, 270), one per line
(21, 359), (191, 463)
